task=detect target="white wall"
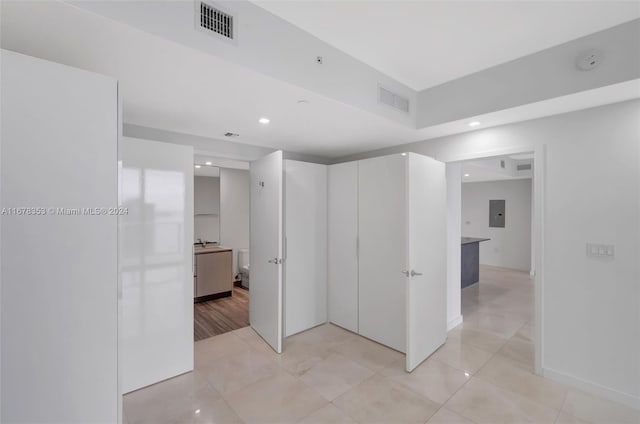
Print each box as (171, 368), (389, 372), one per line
(220, 168), (250, 276)
(336, 100), (640, 409)
(119, 137), (194, 393)
(446, 163), (463, 330)
(194, 176), (220, 243)
(284, 160), (328, 337)
(462, 179), (532, 271)
(1, 50), (119, 422)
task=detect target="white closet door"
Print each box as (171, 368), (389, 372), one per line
(328, 161), (359, 333)
(358, 154), (407, 352)
(405, 153), (447, 371)
(284, 160), (327, 337)
(250, 151), (284, 353)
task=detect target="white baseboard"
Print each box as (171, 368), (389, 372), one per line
(542, 367), (640, 411)
(447, 315), (463, 331)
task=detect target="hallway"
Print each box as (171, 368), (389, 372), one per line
(123, 266), (640, 424)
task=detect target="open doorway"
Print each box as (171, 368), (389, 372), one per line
(446, 148), (542, 374)
(192, 156), (251, 341)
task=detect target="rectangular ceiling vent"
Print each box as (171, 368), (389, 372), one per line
(517, 164), (532, 171)
(378, 86), (410, 114)
(199, 1), (234, 40)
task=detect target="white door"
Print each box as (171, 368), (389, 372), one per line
(119, 137), (194, 393)
(358, 154), (407, 352)
(250, 151), (284, 353)
(328, 161), (359, 333)
(405, 153), (447, 371)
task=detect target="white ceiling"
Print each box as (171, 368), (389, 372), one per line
(1, 1), (638, 159)
(254, 1), (640, 90)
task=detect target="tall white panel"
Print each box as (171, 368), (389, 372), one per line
(284, 160), (328, 336)
(328, 162), (359, 333)
(0, 50), (118, 422)
(405, 153), (447, 371)
(446, 163), (462, 330)
(250, 151), (284, 353)
(358, 155), (407, 352)
(119, 137), (194, 393)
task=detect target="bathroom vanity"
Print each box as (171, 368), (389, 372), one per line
(194, 245), (233, 302)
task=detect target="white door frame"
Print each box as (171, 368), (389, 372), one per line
(440, 144), (545, 375)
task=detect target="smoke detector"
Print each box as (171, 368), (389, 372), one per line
(576, 49), (603, 71)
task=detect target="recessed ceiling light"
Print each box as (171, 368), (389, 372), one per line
(464, 173), (470, 177)
(195, 165), (201, 169)
(468, 121), (481, 127)
(205, 161), (212, 166)
(297, 100), (310, 105)
(401, 153), (407, 156)
(258, 117), (270, 124)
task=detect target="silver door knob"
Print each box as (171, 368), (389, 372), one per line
(401, 270), (410, 277)
(268, 258), (281, 264)
(410, 270), (422, 277)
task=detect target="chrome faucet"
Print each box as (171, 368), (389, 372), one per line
(197, 238), (206, 247)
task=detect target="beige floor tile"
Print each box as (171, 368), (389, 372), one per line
(124, 372), (221, 424)
(446, 378), (558, 424)
(170, 398), (243, 424)
(461, 311), (525, 339)
(200, 347), (281, 395)
(431, 338), (493, 375)
(554, 411), (589, 424)
(273, 337), (335, 376)
(513, 322), (534, 343)
(447, 326), (508, 354)
(297, 403), (357, 424)
(562, 389), (640, 424)
(494, 337), (535, 371)
(380, 358), (470, 404)
(476, 355), (568, 410)
(233, 327), (282, 357)
(194, 331), (250, 367)
(299, 352), (374, 401)
(224, 371), (327, 424)
(332, 375), (440, 423)
(331, 336), (404, 372)
(426, 407), (476, 424)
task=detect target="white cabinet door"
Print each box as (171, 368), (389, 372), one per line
(328, 161), (359, 333)
(284, 160), (327, 337)
(250, 151), (284, 353)
(405, 153), (447, 371)
(358, 154), (407, 352)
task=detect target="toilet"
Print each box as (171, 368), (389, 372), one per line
(238, 249), (250, 289)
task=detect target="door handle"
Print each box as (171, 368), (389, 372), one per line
(268, 258), (282, 264)
(410, 270), (423, 277)
(402, 270), (410, 277)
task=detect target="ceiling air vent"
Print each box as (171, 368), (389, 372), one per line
(378, 86), (410, 113)
(517, 164), (532, 171)
(199, 1), (234, 40)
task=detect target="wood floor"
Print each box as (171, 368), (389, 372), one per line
(194, 286), (249, 341)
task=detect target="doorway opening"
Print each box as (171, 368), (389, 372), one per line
(446, 146), (543, 374)
(192, 156), (251, 341)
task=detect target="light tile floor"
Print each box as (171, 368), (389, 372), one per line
(124, 266), (640, 424)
